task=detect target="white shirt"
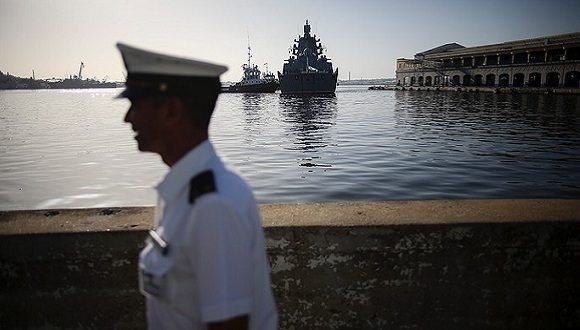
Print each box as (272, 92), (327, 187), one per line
(139, 140), (278, 329)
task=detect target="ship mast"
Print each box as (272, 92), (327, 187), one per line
(78, 62), (85, 80)
(246, 33), (252, 70)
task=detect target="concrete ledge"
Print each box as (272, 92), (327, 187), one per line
(2, 199), (579, 234)
(1, 199), (580, 329)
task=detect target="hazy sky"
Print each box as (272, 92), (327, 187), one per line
(1, 0), (579, 82)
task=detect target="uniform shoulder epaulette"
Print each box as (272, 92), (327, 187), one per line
(189, 170), (216, 204)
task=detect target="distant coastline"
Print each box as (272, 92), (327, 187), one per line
(2, 71), (396, 89)
(338, 78), (395, 86)
(0, 71), (122, 90)
(0, 71), (50, 90)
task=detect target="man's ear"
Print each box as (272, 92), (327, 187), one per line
(162, 97), (186, 126)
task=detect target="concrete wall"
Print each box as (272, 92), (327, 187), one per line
(1, 199), (580, 329)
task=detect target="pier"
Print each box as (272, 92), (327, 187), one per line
(396, 32), (580, 89)
(2, 200), (580, 329)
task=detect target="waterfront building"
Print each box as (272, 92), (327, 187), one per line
(396, 32), (580, 88)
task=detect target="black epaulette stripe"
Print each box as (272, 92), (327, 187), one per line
(189, 170), (216, 204)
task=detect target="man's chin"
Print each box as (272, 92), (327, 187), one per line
(136, 140), (150, 152)
(134, 137), (160, 154)
(136, 143), (158, 154)
(137, 145), (153, 153)
(135, 136), (147, 151)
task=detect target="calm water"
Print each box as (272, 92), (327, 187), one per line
(1, 86), (579, 211)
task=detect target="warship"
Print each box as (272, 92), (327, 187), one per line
(222, 44), (279, 93)
(278, 20), (338, 94)
(47, 62), (117, 89)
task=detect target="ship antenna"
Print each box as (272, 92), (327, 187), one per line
(246, 29), (252, 69)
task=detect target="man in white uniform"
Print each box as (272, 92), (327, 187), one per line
(116, 43), (278, 330)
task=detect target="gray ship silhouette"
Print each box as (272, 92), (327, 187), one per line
(278, 20), (338, 94)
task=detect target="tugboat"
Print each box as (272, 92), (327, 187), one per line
(222, 44), (279, 93)
(278, 20), (338, 94)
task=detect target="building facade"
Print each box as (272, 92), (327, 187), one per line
(396, 32), (580, 88)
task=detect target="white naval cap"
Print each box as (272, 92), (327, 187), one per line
(116, 43), (228, 99)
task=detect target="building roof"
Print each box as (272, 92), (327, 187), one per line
(415, 43), (465, 57)
(418, 32), (580, 60)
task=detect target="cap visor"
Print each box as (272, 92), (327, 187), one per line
(114, 87), (146, 99)
(114, 89), (129, 99)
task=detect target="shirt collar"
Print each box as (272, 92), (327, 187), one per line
(156, 140), (216, 203)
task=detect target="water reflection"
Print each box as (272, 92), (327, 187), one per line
(278, 95), (337, 152)
(235, 93), (270, 148)
(393, 92), (580, 141)
(2, 88), (579, 210)
(241, 93), (264, 125)
(392, 91), (580, 197)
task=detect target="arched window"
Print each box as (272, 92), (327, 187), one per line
(474, 75), (483, 86)
(425, 76), (432, 86)
(528, 72), (541, 87)
(463, 75), (472, 86)
(546, 72), (560, 87)
(452, 75), (460, 86)
(499, 74), (510, 87)
(513, 73), (525, 87)
(418, 76), (424, 86)
(485, 74), (496, 87)
(564, 71), (580, 88)
(410, 76), (416, 85)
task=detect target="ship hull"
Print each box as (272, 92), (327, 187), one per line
(221, 80), (279, 93)
(278, 71), (338, 95)
(48, 81), (117, 89)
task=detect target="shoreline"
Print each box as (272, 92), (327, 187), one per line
(369, 85), (580, 94)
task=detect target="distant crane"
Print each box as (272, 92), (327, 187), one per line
(78, 62), (85, 80)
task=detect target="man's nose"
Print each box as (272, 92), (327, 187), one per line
(124, 108), (133, 123)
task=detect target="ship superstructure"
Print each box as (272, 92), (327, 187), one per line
(278, 20), (338, 94)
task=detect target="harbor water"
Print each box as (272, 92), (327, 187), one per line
(1, 86), (579, 211)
